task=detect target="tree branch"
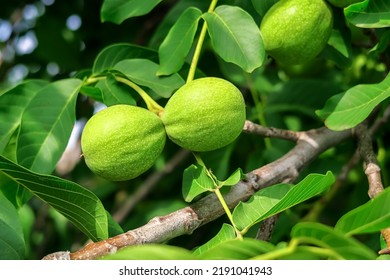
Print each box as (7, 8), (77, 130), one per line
(243, 120), (300, 141)
(42, 125), (352, 260)
(355, 122), (390, 254)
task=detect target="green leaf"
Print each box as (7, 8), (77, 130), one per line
(93, 43), (158, 73)
(203, 5), (265, 73)
(316, 73), (390, 130)
(106, 211), (124, 237)
(291, 222), (377, 260)
(233, 172), (335, 231)
(320, 15), (352, 68)
(251, 0), (278, 18)
(182, 164), (215, 202)
(335, 187), (390, 235)
(0, 171), (31, 208)
(79, 85), (104, 103)
(370, 29), (390, 55)
(193, 223), (236, 256)
(233, 183), (292, 230)
(197, 238), (275, 260)
(158, 7), (202, 76)
(149, 0), (209, 49)
(17, 79), (82, 174)
(114, 59), (185, 98)
(101, 0), (162, 24)
(101, 244), (195, 260)
(98, 73), (137, 106)
(0, 80), (49, 154)
(345, 0), (390, 28)
(0, 155), (108, 241)
(0, 192), (25, 260)
(217, 168), (244, 187)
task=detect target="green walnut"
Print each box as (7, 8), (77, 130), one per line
(327, 0), (361, 8)
(260, 0), (333, 65)
(161, 77), (246, 152)
(81, 105), (166, 181)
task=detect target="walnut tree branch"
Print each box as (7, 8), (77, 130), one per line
(355, 122), (390, 254)
(42, 125), (352, 260)
(243, 120), (300, 141)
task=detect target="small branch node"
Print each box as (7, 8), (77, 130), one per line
(244, 172), (261, 190)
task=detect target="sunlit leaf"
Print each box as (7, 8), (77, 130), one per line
(193, 223), (236, 255)
(233, 172), (334, 231)
(17, 79), (82, 174)
(0, 192), (25, 260)
(335, 187), (390, 235)
(93, 43), (158, 73)
(149, 0), (209, 49)
(101, 0), (163, 24)
(291, 222), (377, 260)
(98, 73), (137, 106)
(158, 7), (202, 76)
(217, 168), (244, 187)
(0, 155), (108, 241)
(316, 73), (390, 130)
(182, 164), (214, 202)
(114, 59), (185, 98)
(203, 5), (265, 73)
(345, 0), (390, 28)
(0, 80), (49, 154)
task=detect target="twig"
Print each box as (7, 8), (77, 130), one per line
(355, 122), (390, 254)
(42, 125), (352, 260)
(243, 120), (300, 142)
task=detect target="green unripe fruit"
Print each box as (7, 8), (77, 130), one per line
(260, 0), (333, 65)
(81, 105), (166, 181)
(161, 77), (246, 152)
(327, 0), (361, 8)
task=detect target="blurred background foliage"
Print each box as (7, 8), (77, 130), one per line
(1, 0), (388, 259)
